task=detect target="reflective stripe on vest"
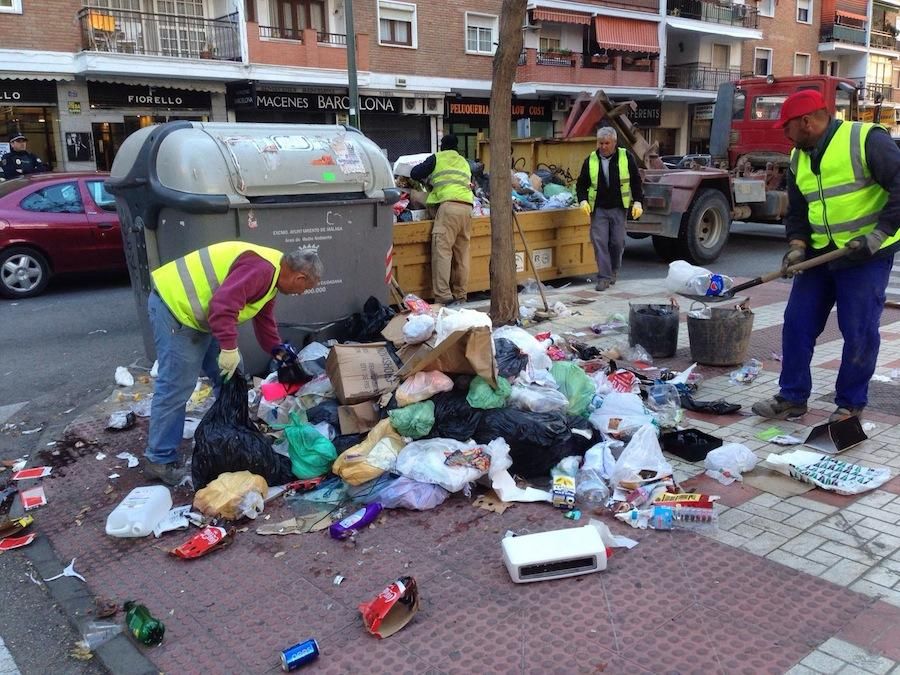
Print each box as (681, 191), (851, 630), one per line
(587, 147), (632, 210)
(151, 241), (283, 331)
(791, 122), (899, 250)
(426, 150), (474, 206)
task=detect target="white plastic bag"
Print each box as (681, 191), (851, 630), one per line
(589, 393), (655, 439)
(508, 384), (569, 413)
(762, 450), (892, 495)
(114, 366), (134, 387)
(402, 314), (435, 345)
(610, 425), (673, 489)
(646, 383), (683, 429)
(377, 476), (450, 510)
(665, 260), (712, 294)
(704, 443), (758, 485)
(396, 370), (454, 407)
(395, 438), (489, 492)
(577, 441), (621, 507)
(434, 307), (492, 344)
(493, 325), (553, 376)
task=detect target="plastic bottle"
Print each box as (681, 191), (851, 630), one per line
(687, 273), (734, 297)
(81, 621), (122, 650)
(329, 503), (383, 540)
(105, 486), (173, 538)
(124, 601), (165, 646)
(650, 504), (717, 533)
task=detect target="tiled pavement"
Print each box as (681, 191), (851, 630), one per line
(10, 273), (900, 674)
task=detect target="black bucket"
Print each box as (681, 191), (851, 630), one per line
(687, 306), (754, 366)
(629, 303), (679, 358)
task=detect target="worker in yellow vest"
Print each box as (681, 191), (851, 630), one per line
(411, 134), (475, 305)
(144, 242), (323, 485)
(576, 126), (644, 291)
(752, 89), (900, 423)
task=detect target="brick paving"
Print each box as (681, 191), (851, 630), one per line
(10, 272), (900, 674)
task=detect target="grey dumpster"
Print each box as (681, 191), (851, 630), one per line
(106, 121), (399, 373)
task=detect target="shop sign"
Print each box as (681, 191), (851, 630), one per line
(0, 80), (58, 105)
(693, 104), (715, 121)
(446, 97), (552, 123)
(227, 84), (402, 114)
(615, 99), (661, 127)
(88, 83), (211, 109)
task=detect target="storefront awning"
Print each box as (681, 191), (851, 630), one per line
(86, 75), (225, 94)
(835, 9), (867, 22)
(532, 9), (592, 25)
(594, 16), (659, 54)
(0, 72), (74, 82)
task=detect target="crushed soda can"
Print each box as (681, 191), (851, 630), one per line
(106, 411), (136, 430)
(358, 576), (420, 639)
(170, 526), (235, 559)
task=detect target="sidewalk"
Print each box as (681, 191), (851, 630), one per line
(14, 273), (900, 674)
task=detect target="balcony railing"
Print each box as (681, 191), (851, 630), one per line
(588, 0), (659, 11)
(668, 0), (759, 29)
(665, 63), (741, 90)
(858, 81), (893, 102)
(259, 24), (303, 41)
(820, 24), (867, 46)
(536, 51), (574, 67)
(78, 7), (240, 59)
(870, 29), (900, 50)
(317, 31), (347, 46)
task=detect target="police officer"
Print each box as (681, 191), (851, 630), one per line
(1, 133), (48, 180)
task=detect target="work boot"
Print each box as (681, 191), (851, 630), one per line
(610, 272), (618, 286)
(751, 395), (808, 420)
(144, 460), (186, 487)
(595, 280), (610, 291)
(434, 296), (453, 306)
(828, 406), (865, 424)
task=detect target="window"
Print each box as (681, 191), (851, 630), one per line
(466, 12), (498, 55)
(712, 43), (730, 70)
(87, 180), (117, 212)
(274, 0), (326, 38)
(820, 59), (838, 76)
(797, 0), (812, 24)
(754, 47), (772, 76)
(757, 0), (775, 17)
(0, 0), (23, 14)
(794, 53), (811, 75)
(732, 90), (746, 121)
(21, 183), (84, 214)
(539, 37), (561, 53)
(753, 95), (788, 121)
(378, 1), (416, 48)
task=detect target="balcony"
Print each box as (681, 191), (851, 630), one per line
(668, 0), (759, 29)
(870, 29), (900, 51)
(516, 48), (657, 88)
(858, 80), (893, 103)
(78, 7), (240, 59)
(820, 21), (867, 47)
(248, 23), (369, 69)
(665, 63), (740, 90)
(580, 0), (660, 11)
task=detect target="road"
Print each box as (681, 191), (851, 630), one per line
(0, 223), (786, 673)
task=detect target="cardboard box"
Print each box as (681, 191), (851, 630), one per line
(325, 343), (399, 405)
(337, 401), (381, 435)
(396, 327), (497, 386)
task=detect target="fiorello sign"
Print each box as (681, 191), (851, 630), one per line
(87, 82), (211, 109)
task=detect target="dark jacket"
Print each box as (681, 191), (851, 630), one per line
(785, 119), (900, 263)
(575, 148), (643, 211)
(1, 150), (47, 180)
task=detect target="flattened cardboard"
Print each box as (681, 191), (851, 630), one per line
(325, 342), (399, 405)
(380, 314), (409, 347)
(804, 417), (868, 455)
(396, 327), (496, 387)
(358, 576), (420, 639)
(338, 401), (381, 435)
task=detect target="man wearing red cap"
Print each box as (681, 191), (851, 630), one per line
(752, 88), (900, 423)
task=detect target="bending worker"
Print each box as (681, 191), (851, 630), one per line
(752, 89), (900, 423)
(411, 134), (474, 305)
(576, 126), (643, 291)
(144, 242), (323, 485)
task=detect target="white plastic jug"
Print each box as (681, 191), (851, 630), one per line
(105, 485), (172, 538)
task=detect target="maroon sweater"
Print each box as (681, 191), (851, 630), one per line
(207, 252), (281, 353)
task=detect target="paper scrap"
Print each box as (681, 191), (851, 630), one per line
(589, 518), (638, 550)
(12, 466), (52, 481)
(154, 505), (201, 538)
(0, 533), (36, 551)
(473, 492), (512, 514)
(20, 427), (42, 435)
(756, 426), (785, 442)
(95, 453), (107, 461)
(20, 486), (47, 510)
(115, 452), (139, 469)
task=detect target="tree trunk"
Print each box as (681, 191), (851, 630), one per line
(488, 0), (526, 326)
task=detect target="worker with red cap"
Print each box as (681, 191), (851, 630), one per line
(752, 88), (900, 423)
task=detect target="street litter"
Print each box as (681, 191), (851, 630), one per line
(79, 621), (122, 652)
(763, 450), (892, 495)
(333, 575), (345, 585)
(170, 526), (235, 559)
(106, 486), (172, 538)
(871, 374), (892, 383)
(115, 452), (139, 468)
(330, 503), (383, 540)
(108, 473), (119, 479)
(95, 453), (106, 460)
(729, 358), (763, 384)
(280, 639), (320, 670)
(0, 514), (33, 539)
(44, 558), (86, 583)
(0, 533), (36, 551)
(153, 505), (202, 538)
(124, 601), (164, 646)
(114, 366), (135, 387)
(358, 576), (420, 638)
(106, 411), (136, 430)
(19, 485), (47, 510)
(20, 427), (42, 435)
(703, 444), (758, 485)
(193, 471), (267, 521)
(11, 466), (51, 480)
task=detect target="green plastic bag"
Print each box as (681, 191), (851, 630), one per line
(543, 183), (571, 198)
(550, 361), (594, 417)
(466, 375), (511, 409)
(276, 411), (337, 479)
(388, 400), (435, 439)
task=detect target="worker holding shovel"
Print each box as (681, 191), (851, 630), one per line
(752, 89), (900, 423)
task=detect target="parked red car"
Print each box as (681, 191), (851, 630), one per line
(0, 172), (125, 298)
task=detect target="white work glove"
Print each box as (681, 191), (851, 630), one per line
(579, 200), (591, 218)
(631, 201), (643, 220)
(217, 348), (241, 381)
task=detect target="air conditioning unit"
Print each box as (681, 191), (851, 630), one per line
(395, 77), (407, 88)
(522, 20), (542, 31)
(425, 98), (439, 112)
(402, 98), (423, 114)
(553, 98), (572, 113)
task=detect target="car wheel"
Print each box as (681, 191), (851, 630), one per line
(679, 189), (730, 265)
(0, 247), (51, 299)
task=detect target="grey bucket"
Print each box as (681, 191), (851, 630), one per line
(687, 306), (754, 366)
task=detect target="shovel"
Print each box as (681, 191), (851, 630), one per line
(677, 247), (852, 303)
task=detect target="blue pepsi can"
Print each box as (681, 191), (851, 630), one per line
(280, 639), (319, 671)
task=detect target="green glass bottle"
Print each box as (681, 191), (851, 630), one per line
(124, 601), (165, 646)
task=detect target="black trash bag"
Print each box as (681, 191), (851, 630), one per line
(347, 296), (397, 343)
(428, 390), (484, 442)
(333, 433), (366, 454)
(494, 338), (529, 378)
(192, 372), (294, 490)
(473, 408), (590, 478)
(307, 399), (340, 427)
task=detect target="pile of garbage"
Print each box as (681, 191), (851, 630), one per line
(510, 170), (577, 212)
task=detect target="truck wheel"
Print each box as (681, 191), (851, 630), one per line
(679, 189), (730, 265)
(651, 235), (681, 262)
(0, 246), (51, 299)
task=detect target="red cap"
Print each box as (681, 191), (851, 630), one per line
(774, 89), (827, 129)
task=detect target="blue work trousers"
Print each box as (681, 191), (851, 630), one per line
(779, 254), (893, 409)
(145, 292), (221, 465)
